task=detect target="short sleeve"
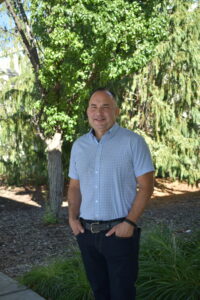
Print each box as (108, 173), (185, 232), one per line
(68, 142), (79, 180)
(131, 135), (155, 177)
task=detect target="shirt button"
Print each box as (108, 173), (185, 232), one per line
(96, 200), (98, 203)
(95, 185), (98, 189)
(95, 171), (98, 174)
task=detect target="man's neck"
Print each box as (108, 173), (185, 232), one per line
(94, 130), (107, 141)
(92, 123), (116, 140)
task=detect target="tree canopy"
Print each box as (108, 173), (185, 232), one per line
(1, 0), (199, 221)
(0, 0), (169, 219)
(120, 0), (200, 184)
(28, 0), (168, 139)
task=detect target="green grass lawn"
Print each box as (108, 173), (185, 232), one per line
(20, 226), (200, 300)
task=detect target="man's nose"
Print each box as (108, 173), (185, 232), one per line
(96, 107), (104, 114)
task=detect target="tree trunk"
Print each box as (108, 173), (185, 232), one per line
(46, 132), (64, 219)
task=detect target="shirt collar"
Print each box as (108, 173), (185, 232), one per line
(89, 123), (119, 142)
(106, 123), (119, 137)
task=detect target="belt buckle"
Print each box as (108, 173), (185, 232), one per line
(91, 222), (100, 233)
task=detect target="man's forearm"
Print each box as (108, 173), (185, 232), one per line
(68, 197), (81, 220)
(127, 189), (152, 223)
(106, 172), (154, 238)
(127, 172), (154, 223)
(67, 180), (82, 221)
(67, 179), (84, 235)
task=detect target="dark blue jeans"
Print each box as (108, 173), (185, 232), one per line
(76, 228), (141, 300)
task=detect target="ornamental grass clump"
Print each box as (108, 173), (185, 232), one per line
(20, 251), (93, 300)
(137, 226), (200, 300)
(20, 226), (200, 300)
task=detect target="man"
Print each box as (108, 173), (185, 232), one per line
(68, 88), (154, 300)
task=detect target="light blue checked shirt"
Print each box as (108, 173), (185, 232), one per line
(68, 123), (154, 221)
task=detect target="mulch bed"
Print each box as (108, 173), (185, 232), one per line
(0, 180), (199, 278)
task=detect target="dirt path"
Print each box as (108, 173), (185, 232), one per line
(0, 179), (199, 278)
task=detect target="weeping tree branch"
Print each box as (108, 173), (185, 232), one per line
(5, 1), (38, 70)
(4, 1), (46, 98)
(0, 25), (18, 37)
(1, 0), (47, 131)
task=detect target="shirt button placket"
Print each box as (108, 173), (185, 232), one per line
(94, 142), (102, 219)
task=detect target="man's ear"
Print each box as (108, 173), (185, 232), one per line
(86, 107), (89, 117)
(115, 107), (120, 117)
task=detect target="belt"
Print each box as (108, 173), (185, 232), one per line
(80, 217), (124, 233)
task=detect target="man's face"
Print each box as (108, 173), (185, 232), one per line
(87, 91), (119, 136)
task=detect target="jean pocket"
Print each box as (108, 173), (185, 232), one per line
(75, 232), (83, 238)
(114, 228), (141, 240)
(114, 234), (133, 240)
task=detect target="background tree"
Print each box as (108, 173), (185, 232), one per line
(0, 0), (168, 220)
(120, 0), (200, 184)
(0, 50), (46, 185)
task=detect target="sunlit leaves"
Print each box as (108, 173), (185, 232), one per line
(31, 0), (168, 91)
(120, 0), (200, 184)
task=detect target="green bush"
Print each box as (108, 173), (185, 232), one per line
(20, 226), (200, 300)
(137, 226), (200, 300)
(20, 251), (93, 300)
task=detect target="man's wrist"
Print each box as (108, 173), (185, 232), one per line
(124, 218), (137, 228)
(69, 216), (79, 222)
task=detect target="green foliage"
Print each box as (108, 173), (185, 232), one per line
(20, 226), (200, 300)
(21, 251), (93, 300)
(28, 0), (169, 138)
(41, 106), (78, 142)
(0, 51), (47, 184)
(2, 0), (196, 186)
(1, 0), (171, 187)
(31, 0), (168, 88)
(42, 205), (58, 224)
(120, 0), (200, 184)
(137, 226), (200, 300)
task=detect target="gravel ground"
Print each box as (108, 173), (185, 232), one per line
(0, 181), (199, 279)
